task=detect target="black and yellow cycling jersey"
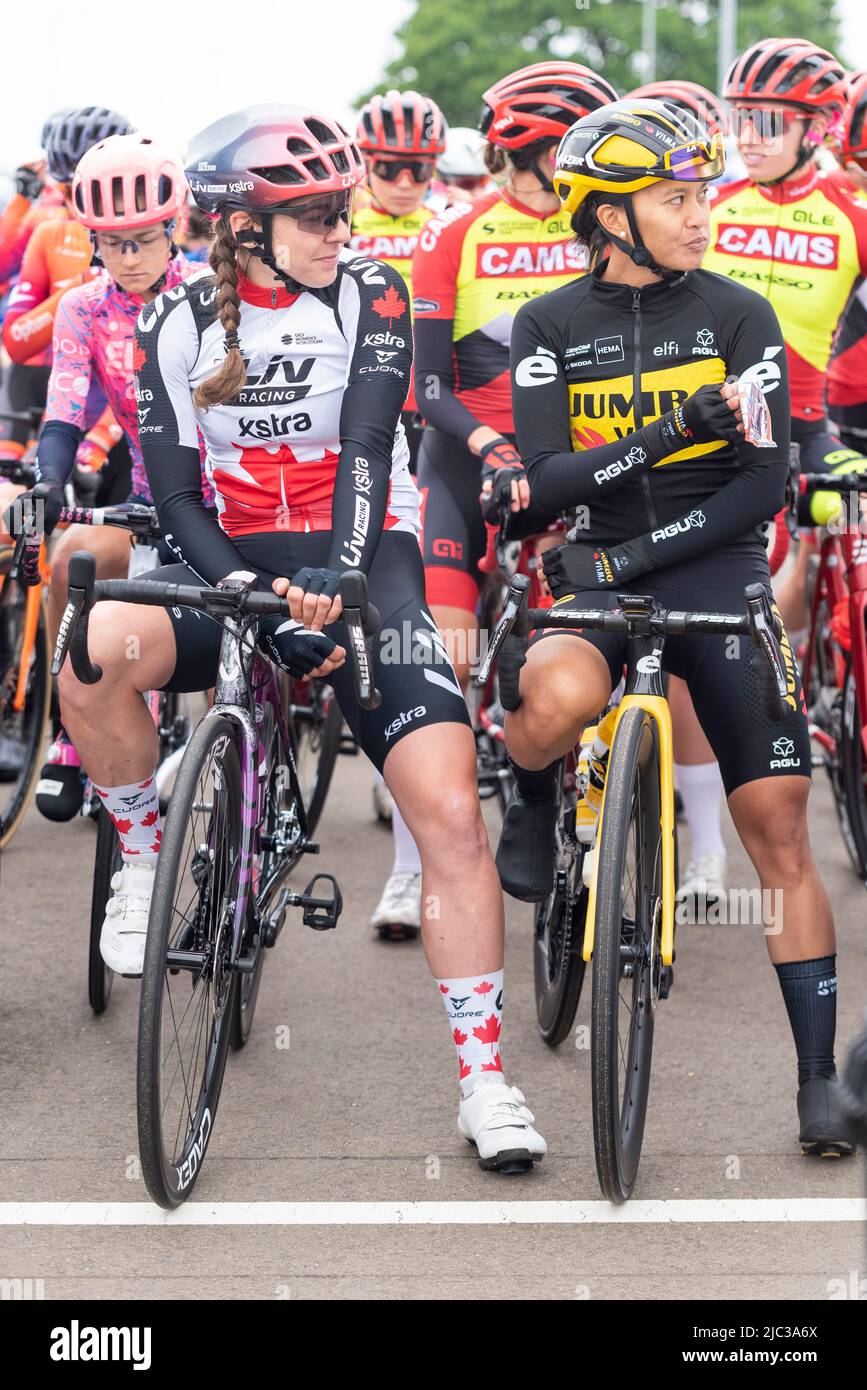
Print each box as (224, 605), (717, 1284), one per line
(511, 264), (791, 568)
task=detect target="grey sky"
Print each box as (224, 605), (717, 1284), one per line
(2, 0), (865, 172)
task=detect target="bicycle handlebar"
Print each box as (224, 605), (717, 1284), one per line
(9, 502), (161, 588)
(53, 552), (382, 710)
(475, 575), (791, 718)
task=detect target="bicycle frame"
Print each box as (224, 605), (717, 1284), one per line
(803, 527), (867, 763)
(581, 635), (677, 970)
(203, 611), (308, 967)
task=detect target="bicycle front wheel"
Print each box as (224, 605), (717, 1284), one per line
(137, 715), (242, 1208)
(840, 656), (867, 880)
(290, 679), (342, 834)
(89, 806), (122, 1013)
(591, 705), (663, 1203)
(0, 549), (51, 849)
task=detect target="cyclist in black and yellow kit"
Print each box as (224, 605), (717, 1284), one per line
(498, 99), (855, 1156)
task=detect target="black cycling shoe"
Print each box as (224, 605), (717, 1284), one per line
(797, 1075), (857, 1157)
(495, 791), (558, 902)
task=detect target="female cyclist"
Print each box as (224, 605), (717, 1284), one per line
(501, 98), (854, 1156)
(5, 131), (215, 819)
(56, 104), (546, 1174)
(703, 38), (867, 637)
(0, 106), (133, 539)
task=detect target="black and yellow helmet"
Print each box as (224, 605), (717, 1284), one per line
(554, 98), (725, 217)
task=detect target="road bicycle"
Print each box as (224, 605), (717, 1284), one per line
(478, 575), (791, 1202)
(54, 551), (377, 1207)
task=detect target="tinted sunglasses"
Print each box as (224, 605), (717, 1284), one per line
(283, 190), (355, 232)
(731, 106), (806, 140)
(371, 158), (436, 183)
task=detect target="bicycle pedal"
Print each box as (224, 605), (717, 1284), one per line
(301, 840), (320, 854)
(291, 873), (343, 931)
(339, 732), (359, 756)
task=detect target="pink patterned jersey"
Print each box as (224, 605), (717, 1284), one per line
(45, 254), (214, 503)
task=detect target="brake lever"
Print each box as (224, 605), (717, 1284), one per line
(475, 573), (531, 687)
(52, 550), (102, 683)
(744, 582), (788, 709)
(339, 569), (381, 711)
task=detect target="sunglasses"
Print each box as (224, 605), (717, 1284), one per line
(282, 190), (355, 233)
(663, 132), (727, 180)
(731, 106), (806, 140)
(371, 158), (436, 183)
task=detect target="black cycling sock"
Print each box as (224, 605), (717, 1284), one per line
(774, 954), (837, 1085)
(507, 756), (560, 804)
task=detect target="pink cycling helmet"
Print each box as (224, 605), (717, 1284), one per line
(72, 133), (188, 230)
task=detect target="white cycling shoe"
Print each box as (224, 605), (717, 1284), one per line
(676, 852), (727, 907)
(458, 1074), (547, 1173)
(370, 871), (421, 939)
(100, 859), (156, 977)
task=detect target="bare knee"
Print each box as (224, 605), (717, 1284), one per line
(735, 788), (813, 886)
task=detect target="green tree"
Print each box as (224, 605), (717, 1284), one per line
(358, 0), (845, 125)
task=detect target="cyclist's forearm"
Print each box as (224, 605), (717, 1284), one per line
(526, 414), (684, 510)
(35, 420), (81, 487)
(413, 316), (484, 443)
(145, 442), (245, 584)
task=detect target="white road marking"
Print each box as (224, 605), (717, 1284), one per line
(0, 1199), (863, 1226)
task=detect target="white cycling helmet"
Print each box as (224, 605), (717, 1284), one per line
(438, 126), (487, 179)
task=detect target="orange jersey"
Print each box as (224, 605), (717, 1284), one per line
(0, 185), (66, 284)
(2, 214), (93, 366)
(704, 169), (867, 419)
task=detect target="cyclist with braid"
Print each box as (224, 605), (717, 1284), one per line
(4, 133), (215, 820)
(56, 104), (547, 1174)
(702, 39), (867, 636)
(499, 97), (854, 1157)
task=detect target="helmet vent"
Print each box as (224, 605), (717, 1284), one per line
(91, 181), (103, 218)
(134, 174), (147, 213)
(111, 176), (125, 217)
(332, 149), (349, 174)
(251, 164), (306, 186)
(304, 157), (328, 180)
(305, 118), (337, 145)
(286, 137), (313, 155)
(157, 174), (173, 208)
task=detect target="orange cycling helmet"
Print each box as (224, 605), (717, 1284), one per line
(839, 71), (867, 163)
(480, 61), (618, 150)
(628, 80), (729, 137)
(724, 37), (848, 112)
(73, 134), (188, 230)
(356, 91), (446, 156)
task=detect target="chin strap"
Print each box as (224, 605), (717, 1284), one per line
(599, 197), (685, 284)
(235, 214), (304, 293)
(528, 152), (555, 194)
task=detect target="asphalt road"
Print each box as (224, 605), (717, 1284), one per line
(0, 741), (865, 1301)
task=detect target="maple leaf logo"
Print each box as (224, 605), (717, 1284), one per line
(372, 284), (406, 322)
(132, 343), (147, 373)
(458, 1056), (472, 1081)
(474, 980), (494, 995)
(439, 983), (449, 993)
(481, 1054), (503, 1073)
(453, 1028), (468, 1046)
(150, 839), (162, 853)
(473, 1014), (501, 1046)
(141, 809), (159, 828)
(139, 776), (154, 790)
(114, 817), (134, 835)
(93, 788), (107, 799)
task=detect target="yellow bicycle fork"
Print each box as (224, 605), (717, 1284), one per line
(581, 693), (677, 967)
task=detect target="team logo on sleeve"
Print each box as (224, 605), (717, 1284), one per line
(514, 347), (558, 387)
(372, 286), (407, 322)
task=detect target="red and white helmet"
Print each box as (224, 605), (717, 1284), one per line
(627, 80), (730, 137)
(185, 103), (366, 214)
(480, 61), (618, 150)
(73, 133), (188, 230)
(356, 90), (447, 156)
(724, 37), (849, 112)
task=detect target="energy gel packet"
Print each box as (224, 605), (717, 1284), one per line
(734, 376), (775, 447)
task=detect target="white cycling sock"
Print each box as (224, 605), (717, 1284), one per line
(675, 760), (726, 860)
(93, 772), (161, 863)
(437, 969), (505, 1097)
(392, 799), (422, 875)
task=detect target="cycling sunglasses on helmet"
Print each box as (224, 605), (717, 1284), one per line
(371, 158), (436, 183)
(662, 132), (727, 179)
(279, 189), (355, 233)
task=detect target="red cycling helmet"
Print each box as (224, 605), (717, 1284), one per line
(356, 90), (446, 156)
(724, 37), (849, 112)
(185, 103), (366, 215)
(627, 80), (730, 137)
(839, 71), (867, 161)
(480, 61), (619, 150)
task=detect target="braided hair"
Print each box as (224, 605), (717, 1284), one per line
(193, 217), (247, 410)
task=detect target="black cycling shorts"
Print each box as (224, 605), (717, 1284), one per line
(145, 528), (471, 773)
(417, 424), (559, 613)
(531, 539), (811, 797)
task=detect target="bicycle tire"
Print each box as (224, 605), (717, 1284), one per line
(839, 655), (867, 879)
(88, 806), (122, 1013)
(137, 715), (241, 1208)
(591, 705), (662, 1204)
(0, 549), (52, 849)
(291, 681), (342, 834)
(534, 767), (587, 1047)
